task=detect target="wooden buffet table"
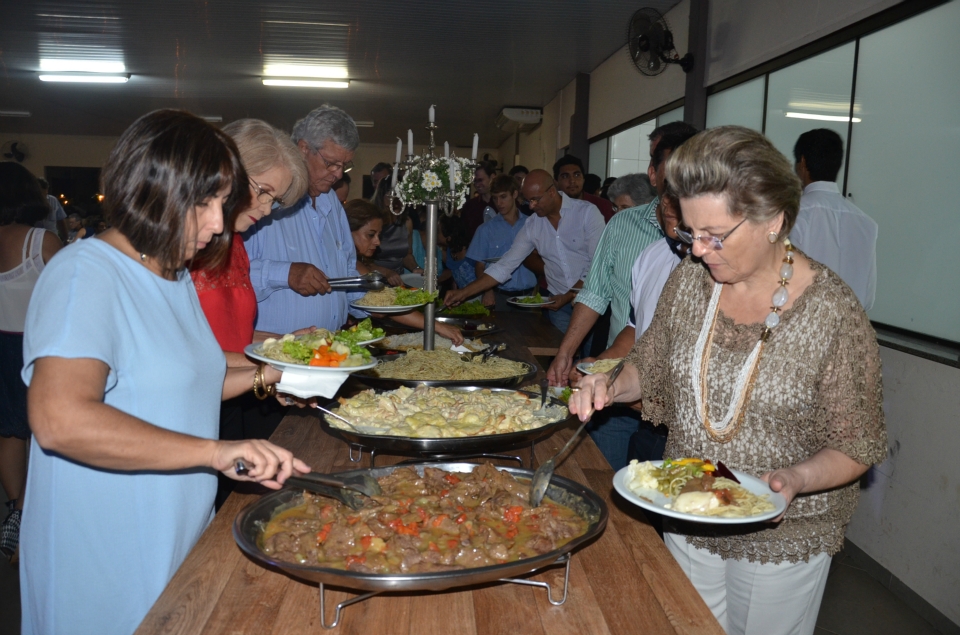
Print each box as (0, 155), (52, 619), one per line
(135, 311), (723, 635)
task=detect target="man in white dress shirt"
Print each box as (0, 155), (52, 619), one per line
(444, 170), (605, 333)
(790, 129), (877, 310)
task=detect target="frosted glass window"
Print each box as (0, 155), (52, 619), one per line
(588, 138), (608, 180)
(657, 106), (684, 127)
(846, 1), (960, 342)
(706, 76), (765, 131)
(765, 42), (855, 192)
(608, 120), (656, 178)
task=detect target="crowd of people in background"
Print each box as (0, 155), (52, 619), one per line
(0, 99), (883, 635)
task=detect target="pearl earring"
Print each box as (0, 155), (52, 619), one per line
(767, 231), (779, 244)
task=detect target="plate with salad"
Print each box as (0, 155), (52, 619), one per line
(246, 331), (377, 373)
(333, 318), (385, 347)
(439, 300), (492, 317)
(613, 458), (786, 524)
(351, 287), (438, 314)
(507, 292), (555, 308)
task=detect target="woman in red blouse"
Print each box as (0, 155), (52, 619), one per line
(190, 120), (308, 507)
(191, 119), (308, 363)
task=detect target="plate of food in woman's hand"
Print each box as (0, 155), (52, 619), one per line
(613, 458), (786, 524)
(246, 331), (377, 373)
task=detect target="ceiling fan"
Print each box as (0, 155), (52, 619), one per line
(627, 7), (694, 76)
(2, 141), (27, 162)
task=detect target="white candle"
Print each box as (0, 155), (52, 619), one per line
(391, 164), (399, 189)
(407, 129), (414, 156)
(395, 138), (402, 163)
(471, 134), (478, 161)
(444, 141), (449, 159)
(429, 105), (435, 123)
(448, 159), (456, 191)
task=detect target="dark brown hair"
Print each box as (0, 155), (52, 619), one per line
(344, 198), (385, 232)
(101, 110), (249, 275)
(489, 173), (518, 195)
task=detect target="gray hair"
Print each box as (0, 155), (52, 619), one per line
(607, 173), (655, 208)
(291, 104), (360, 152)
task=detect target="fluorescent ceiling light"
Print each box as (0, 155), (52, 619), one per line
(201, 116), (223, 123)
(785, 112), (861, 123)
(263, 64), (348, 79)
(40, 59), (125, 73)
(354, 121), (374, 128)
(262, 78), (349, 88)
(39, 73), (129, 83)
(0, 110), (31, 117)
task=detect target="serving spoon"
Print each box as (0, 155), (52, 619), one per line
(529, 360), (625, 507)
(233, 460), (380, 510)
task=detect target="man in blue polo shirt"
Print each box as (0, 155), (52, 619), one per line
(466, 174), (537, 311)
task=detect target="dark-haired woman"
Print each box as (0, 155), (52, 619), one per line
(345, 199), (463, 344)
(0, 162), (62, 561)
(20, 110), (309, 635)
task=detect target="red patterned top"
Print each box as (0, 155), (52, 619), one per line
(190, 234), (257, 353)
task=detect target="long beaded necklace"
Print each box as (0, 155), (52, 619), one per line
(692, 240), (794, 443)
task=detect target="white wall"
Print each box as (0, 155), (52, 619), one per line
(706, 0), (901, 85)
(847, 346), (960, 625)
(588, 0), (689, 139)
(0, 132), (119, 179)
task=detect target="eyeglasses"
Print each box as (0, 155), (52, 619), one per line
(526, 183), (556, 206)
(675, 218), (747, 251)
(249, 179), (284, 208)
(312, 146), (353, 174)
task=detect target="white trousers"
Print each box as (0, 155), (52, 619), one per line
(665, 533), (832, 635)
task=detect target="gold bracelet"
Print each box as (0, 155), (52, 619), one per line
(253, 364), (268, 400)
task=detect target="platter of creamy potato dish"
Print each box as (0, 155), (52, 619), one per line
(613, 458), (786, 524)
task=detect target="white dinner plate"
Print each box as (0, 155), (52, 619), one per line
(576, 359), (623, 375)
(352, 336), (385, 347)
(400, 273), (425, 287)
(244, 343), (378, 373)
(506, 296), (555, 308)
(350, 301), (427, 314)
(612, 462), (787, 525)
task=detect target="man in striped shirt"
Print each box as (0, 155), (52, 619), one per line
(548, 122), (699, 469)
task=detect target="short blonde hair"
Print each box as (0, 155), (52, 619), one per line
(665, 126), (801, 235)
(222, 119), (308, 207)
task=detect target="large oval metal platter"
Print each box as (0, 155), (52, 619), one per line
(234, 462), (607, 592)
(318, 387), (572, 454)
(355, 352), (537, 390)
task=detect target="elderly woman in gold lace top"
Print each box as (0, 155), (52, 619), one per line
(570, 126), (886, 635)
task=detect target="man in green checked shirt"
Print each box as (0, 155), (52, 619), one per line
(547, 122), (699, 469)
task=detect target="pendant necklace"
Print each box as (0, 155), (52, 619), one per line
(692, 240), (794, 443)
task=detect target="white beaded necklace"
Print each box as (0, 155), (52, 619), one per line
(691, 240), (794, 443)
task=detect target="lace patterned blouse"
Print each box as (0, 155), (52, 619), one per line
(190, 234), (257, 354)
(626, 255), (887, 564)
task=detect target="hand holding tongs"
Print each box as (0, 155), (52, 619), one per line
(327, 271), (386, 291)
(234, 459), (381, 511)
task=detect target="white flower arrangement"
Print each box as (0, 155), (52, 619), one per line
(395, 155), (474, 212)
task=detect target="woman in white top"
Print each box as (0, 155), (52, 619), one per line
(0, 162), (63, 560)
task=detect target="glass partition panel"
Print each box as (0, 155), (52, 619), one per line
(588, 138), (608, 180)
(608, 120), (656, 178)
(706, 76), (765, 131)
(846, 1), (960, 341)
(765, 42), (856, 191)
(657, 106), (684, 127)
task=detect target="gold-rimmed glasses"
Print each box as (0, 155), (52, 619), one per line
(249, 179), (284, 208)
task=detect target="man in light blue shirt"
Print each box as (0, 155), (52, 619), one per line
(244, 105), (365, 333)
(466, 174), (537, 311)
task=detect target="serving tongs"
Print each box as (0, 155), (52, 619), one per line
(233, 459), (381, 511)
(327, 271), (386, 291)
(529, 360), (625, 507)
(461, 342), (506, 362)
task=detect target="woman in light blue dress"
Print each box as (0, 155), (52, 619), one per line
(19, 110), (310, 635)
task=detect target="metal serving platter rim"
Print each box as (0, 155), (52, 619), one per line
(355, 353), (537, 390)
(318, 386), (572, 454)
(233, 462), (608, 592)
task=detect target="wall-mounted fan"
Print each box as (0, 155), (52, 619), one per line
(2, 141), (27, 162)
(627, 7), (694, 76)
